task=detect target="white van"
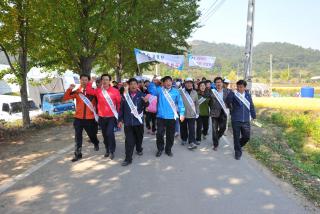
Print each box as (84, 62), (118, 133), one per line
(0, 95), (42, 122)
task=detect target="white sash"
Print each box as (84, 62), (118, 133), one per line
(78, 93), (99, 122)
(234, 91), (250, 111)
(198, 96), (206, 105)
(181, 89), (198, 117)
(102, 88), (118, 119)
(212, 89), (228, 115)
(162, 87), (179, 120)
(124, 93), (143, 124)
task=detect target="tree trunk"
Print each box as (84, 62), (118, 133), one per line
(19, 50), (31, 127)
(115, 68), (121, 82)
(115, 50), (122, 82)
(20, 74), (30, 127)
(79, 56), (94, 76)
(17, 1), (30, 127)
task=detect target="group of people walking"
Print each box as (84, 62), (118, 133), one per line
(63, 73), (256, 166)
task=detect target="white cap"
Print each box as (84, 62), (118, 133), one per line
(224, 79), (230, 84)
(185, 77), (193, 82)
(135, 76), (142, 81)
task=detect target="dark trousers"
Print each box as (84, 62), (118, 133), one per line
(74, 118), (99, 154)
(196, 116), (209, 141)
(124, 125), (144, 161)
(146, 112), (157, 132)
(212, 114), (227, 147)
(232, 121), (251, 157)
(180, 118), (196, 143)
(156, 118), (175, 153)
(99, 117), (117, 153)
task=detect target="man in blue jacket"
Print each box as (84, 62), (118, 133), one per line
(148, 76), (185, 157)
(226, 80), (256, 160)
(118, 78), (149, 166)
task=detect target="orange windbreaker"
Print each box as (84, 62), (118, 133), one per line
(63, 87), (97, 120)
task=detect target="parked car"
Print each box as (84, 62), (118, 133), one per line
(41, 93), (75, 115)
(0, 95), (42, 122)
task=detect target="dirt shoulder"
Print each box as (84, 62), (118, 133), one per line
(0, 124), (75, 186)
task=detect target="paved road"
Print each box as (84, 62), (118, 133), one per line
(0, 128), (317, 214)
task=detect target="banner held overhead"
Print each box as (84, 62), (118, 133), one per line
(188, 54), (216, 69)
(134, 48), (184, 71)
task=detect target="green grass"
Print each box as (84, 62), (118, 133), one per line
(248, 109), (320, 207)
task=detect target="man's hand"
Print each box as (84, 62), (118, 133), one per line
(118, 122), (123, 128)
(124, 86), (129, 93)
(142, 96), (149, 103)
(180, 115), (185, 122)
(69, 84), (76, 90)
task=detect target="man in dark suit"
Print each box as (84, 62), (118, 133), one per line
(118, 78), (148, 166)
(226, 80), (256, 160)
(206, 77), (229, 151)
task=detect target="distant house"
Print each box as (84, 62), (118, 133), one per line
(0, 64), (20, 95)
(0, 65), (80, 102)
(310, 76), (320, 81)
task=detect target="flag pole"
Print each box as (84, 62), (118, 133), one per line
(137, 63), (142, 75)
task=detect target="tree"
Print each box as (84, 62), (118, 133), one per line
(34, 0), (117, 75)
(0, 0), (40, 127)
(83, 0), (200, 79)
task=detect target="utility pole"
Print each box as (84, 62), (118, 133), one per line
(244, 0), (255, 90)
(237, 63), (240, 81)
(270, 54), (273, 95)
(287, 64), (290, 82)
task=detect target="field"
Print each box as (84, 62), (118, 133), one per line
(254, 97), (320, 111)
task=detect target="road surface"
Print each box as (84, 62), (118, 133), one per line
(0, 127), (318, 214)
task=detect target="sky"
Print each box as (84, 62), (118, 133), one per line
(190, 0), (320, 50)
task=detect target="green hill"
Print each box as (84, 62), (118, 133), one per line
(189, 40), (320, 81)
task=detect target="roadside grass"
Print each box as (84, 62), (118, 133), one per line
(0, 112), (74, 141)
(248, 108), (320, 207)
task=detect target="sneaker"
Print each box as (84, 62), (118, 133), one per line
(121, 160), (132, 166)
(165, 151), (173, 157)
(181, 140), (187, 145)
(175, 132), (179, 137)
(188, 143), (197, 150)
(156, 150), (163, 157)
(235, 155), (241, 160)
(136, 151), (143, 156)
(109, 153), (114, 160)
(194, 141), (201, 145)
(94, 144), (99, 151)
(213, 146), (218, 151)
(71, 153), (82, 162)
(104, 152), (110, 158)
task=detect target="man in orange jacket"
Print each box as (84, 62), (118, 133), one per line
(63, 74), (100, 162)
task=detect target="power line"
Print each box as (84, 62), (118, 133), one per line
(200, 0), (227, 25)
(200, 0), (219, 19)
